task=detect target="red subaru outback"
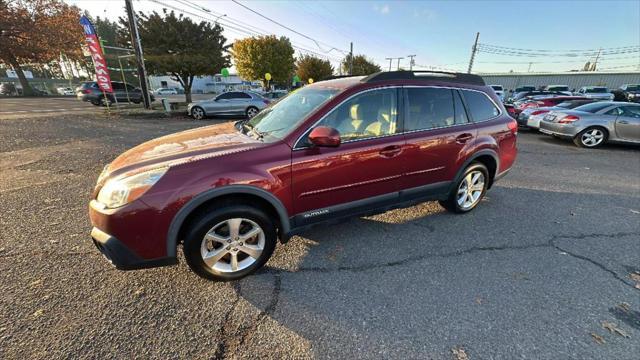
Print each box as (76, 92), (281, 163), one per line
(89, 71), (517, 281)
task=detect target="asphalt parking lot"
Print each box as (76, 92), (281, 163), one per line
(0, 114), (639, 359)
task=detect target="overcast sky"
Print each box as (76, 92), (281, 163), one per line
(66, 0), (640, 74)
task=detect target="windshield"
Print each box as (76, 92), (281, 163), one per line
(585, 87), (608, 93)
(625, 85), (640, 91)
(491, 85), (503, 91)
(244, 87), (339, 141)
(548, 86), (569, 91)
(573, 102), (611, 113)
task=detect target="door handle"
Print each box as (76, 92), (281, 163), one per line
(379, 145), (402, 158)
(455, 133), (473, 144)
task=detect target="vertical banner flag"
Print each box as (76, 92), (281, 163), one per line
(80, 16), (113, 92)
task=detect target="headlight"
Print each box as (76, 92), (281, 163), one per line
(97, 167), (168, 209)
(629, 93), (635, 98)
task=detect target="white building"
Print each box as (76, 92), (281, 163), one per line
(149, 73), (261, 94)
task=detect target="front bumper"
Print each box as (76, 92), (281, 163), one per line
(91, 227), (177, 270)
(539, 121), (580, 138)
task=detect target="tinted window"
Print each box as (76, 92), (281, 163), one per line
(625, 85), (640, 91)
(621, 106), (640, 118)
(111, 83), (124, 90)
(573, 102), (612, 113)
(216, 92), (234, 100)
(585, 87), (608, 93)
(405, 88), (455, 131)
(548, 86), (569, 91)
(461, 90), (499, 121)
(604, 107), (623, 116)
(491, 85), (503, 91)
(317, 88), (398, 141)
(232, 92), (252, 99)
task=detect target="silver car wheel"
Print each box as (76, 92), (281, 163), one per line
(191, 107), (205, 120)
(200, 218), (265, 273)
(456, 171), (485, 210)
(581, 129), (604, 147)
(246, 107), (259, 118)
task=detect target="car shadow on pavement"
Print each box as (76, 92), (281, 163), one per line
(232, 186), (640, 358)
(534, 132), (640, 151)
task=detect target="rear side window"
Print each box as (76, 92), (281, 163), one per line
(461, 90), (499, 121)
(216, 92), (234, 100)
(231, 92), (251, 99)
(111, 83), (124, 90)
(405, 88), (455, 131)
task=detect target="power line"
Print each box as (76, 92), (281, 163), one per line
(147, 0), (343, 63)
(478, 43), (640, 53)
(230, 0), (349, 55)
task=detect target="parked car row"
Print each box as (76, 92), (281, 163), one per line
(76, 81), (155, 106)
(496, 84), (640, 104)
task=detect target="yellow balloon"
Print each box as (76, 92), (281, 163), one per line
(265, 73), (272, 81)
(308, 78), (314, 84)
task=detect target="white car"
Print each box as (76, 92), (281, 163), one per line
(155, 88), (178, 95)
(490, 85), (505, 102)
(57, 87), (75, 96)
(576, 86), (614, 101)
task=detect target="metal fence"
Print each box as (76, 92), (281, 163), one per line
(480, 71), (640, 91)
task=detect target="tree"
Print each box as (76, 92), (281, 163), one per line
(93, 16), (124, 49)
(119, 10), (230, 103)
(341, 54), (381, 76)
(232, 35), (295, 88)
(0, 0), (84, 95)
(296, 54), (333, 83)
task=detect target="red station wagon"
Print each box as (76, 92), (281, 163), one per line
(89, 71), (518, 281)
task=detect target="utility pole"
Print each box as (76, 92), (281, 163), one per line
(349, 42), (353, 75)
(591, 48), (602, 71)
(396, 57), (403, 70)
(125, 0), (152, 109)
(527, 62), (533, 73)
(385, 58), (393, 71)
(385, 57), (404, 71)
(467, 32), (480, 74)
(407, 55), (416, 70)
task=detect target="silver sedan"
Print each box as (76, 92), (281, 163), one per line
(187, 91), (269, 120)
(539, 102), (640, 148)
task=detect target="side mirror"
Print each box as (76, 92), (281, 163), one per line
(308, 126), (341, 147)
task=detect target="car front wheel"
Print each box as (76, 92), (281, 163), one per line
(574, 127), (607, 148)
(246, 106), (259, 118)
(439, 162), (489, 213)
(183, 204), (277, 281)
(191, 106), (205, 120)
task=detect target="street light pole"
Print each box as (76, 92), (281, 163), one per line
(125, 0), (152, 109)
(407, 55), (416, 71)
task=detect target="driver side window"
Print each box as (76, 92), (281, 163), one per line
(317, 88), (398, 142)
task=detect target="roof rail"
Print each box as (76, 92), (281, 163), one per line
(324, 75), (360, 81)
(361, 70), (485, 86)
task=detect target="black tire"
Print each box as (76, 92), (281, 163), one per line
(132, 99), (141, 104)
(246, 106), (259, 118)
(573, 127), (608, 148)
(439, 162), (489, 213)
(191, 106), (206, 120)
(98, 95), (113, 107)
(90, 99), (101, 106)
(183, 204), (277, 281)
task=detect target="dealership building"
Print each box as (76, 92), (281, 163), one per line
(480, 71), (640, 91)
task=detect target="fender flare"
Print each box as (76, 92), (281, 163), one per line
(449, 149), (500, 193)
(165, 185), (291, 257)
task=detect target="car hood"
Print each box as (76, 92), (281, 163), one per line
(105, 122), (262, 177)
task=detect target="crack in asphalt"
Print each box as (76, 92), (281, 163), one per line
(261, 231), (640, 292)
(214, 273), (281, 359)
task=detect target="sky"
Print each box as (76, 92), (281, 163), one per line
(66, 0), (640, 74)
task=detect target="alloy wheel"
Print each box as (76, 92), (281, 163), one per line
(580, 129), (604, 147)
(192, 107), (204, 120)
(200, 218), (265, 273)
(457, 171), (485, 210)
(246, 107), (258, 118)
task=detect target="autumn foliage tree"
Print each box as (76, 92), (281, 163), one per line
(118, 10), (230, 103)
(341, 54), (381, 76)
(295, 54), (333, 83)
(0, 0), (84, 95)
(232, 35), (295, 88)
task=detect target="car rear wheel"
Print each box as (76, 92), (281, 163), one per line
(183, 204), (277, 281)
(439, 163), (489, 213)
(574, 127), (607, 148)
(246, 106), (259, 118)
(191, 106), (205, 120)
